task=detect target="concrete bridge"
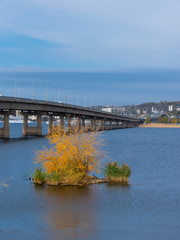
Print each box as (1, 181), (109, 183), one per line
(0, 96), (143, 139)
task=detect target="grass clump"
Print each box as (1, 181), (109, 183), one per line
(33, 167), (45, 184)
(104, 161), (131, 184)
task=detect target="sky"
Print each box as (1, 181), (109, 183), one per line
(1, 70), (180, 106)
(0, 1), (180, 105)
(0, 0), (180, 70)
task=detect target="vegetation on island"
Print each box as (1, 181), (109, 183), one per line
(104, 161), (131, 184)
(32, 126), (131, 186)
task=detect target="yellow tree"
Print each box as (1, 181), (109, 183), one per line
(34, 126), (105, 185)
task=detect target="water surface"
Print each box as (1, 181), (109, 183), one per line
(0, 127), (180, 240)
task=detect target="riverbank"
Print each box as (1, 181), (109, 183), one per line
(139, 123), (180, 128)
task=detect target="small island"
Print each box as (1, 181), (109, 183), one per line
(31, 126), (131, 186)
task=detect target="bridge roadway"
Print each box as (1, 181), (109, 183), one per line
(0, 96), (143, 138)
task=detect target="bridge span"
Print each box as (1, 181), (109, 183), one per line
(0, 96), (143, 138)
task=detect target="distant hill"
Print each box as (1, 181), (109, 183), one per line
(137, 101), (180, 108)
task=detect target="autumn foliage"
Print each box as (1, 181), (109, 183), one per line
(34, 126), (105, 185)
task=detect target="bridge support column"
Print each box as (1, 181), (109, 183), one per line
(0, 112), (10, 139)
(109, 121), (112, 130)
(77, 116), (81, 131)
(60, 115), (65, 129)
(104, 120), (108, 130)
(23, 114), (28, 136)
(23, 113), (42, 137)
(82, 117), (85, 129)
(100, 119), (105, 131)
(67, 115), (71, 132)
(48, 115), (53, 134)
(127, 123), (133, 128)
(90, 118), (96, 131)
(122, 122), (127, 128)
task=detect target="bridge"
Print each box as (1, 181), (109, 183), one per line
(0, 96), (144, 138)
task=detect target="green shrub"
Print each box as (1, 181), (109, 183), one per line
(33, 167), (45, 184)
(104, 161), (131, 183)
(120, 163), (131, 178)
(45, 171), (61, 186)
(33, 168), (86, 186)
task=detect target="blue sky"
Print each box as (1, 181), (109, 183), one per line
(0, 1), (180, 105)
(1, 70), (180, 106)
(0, 0), (180, 70)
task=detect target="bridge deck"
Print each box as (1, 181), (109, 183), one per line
(0, 96), (142, 123)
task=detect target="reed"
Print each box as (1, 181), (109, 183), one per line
(104, 161), (131, 184)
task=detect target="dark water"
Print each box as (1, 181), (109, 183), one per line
(0, 126), (180, 240)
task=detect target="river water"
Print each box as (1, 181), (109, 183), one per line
(0, 126), (179, 240)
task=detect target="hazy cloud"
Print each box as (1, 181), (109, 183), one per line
(0, 0), (180, 69)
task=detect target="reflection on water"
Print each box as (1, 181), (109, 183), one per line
(34, 185), (97, 240)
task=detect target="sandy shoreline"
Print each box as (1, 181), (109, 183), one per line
(139, 123), (180, 128)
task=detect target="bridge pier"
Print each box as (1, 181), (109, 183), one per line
(77, 116), (81, 130)
(82, 117), (85, 129)
(67, 114), (71, 132)
(0, 112), (10, 139)
(60, 115), (65, 129)
(48, 114), (53, 134)
(109, 121), (113, 130)
(121, 122), (127, 128)
(127, 123), (134, 128)
(104, 121), (109, 130)
(91, 118), (96, 131)
(23, 113), (42, 137)
(100, 119), (105, 131)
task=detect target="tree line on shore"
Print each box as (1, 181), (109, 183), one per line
(145, 115), (180, 124)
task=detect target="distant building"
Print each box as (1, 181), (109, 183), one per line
(28, 115), (36, 121)
(15, 110), (21, 116)
(152, 106), (158, 113)
(136, 109), (140, 114)
(168, 105), (173, 112)
(175, 106), (180, 111)
(102, 107), (112, 113)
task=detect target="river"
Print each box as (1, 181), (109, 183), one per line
(0, 126), (179, 240)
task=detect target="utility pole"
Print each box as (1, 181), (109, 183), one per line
(76, 93), (79, 106)
(58, 88), (60, 102)
(32, 80), (34, 100)
(46, 84), (48, 101)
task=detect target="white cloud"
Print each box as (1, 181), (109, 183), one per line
(0, 0), (180, 68)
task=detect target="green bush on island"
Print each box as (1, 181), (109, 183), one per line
(104, 161), (131, 184)
(33, 167), (87, 186)
(33, 167), (45, 184)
